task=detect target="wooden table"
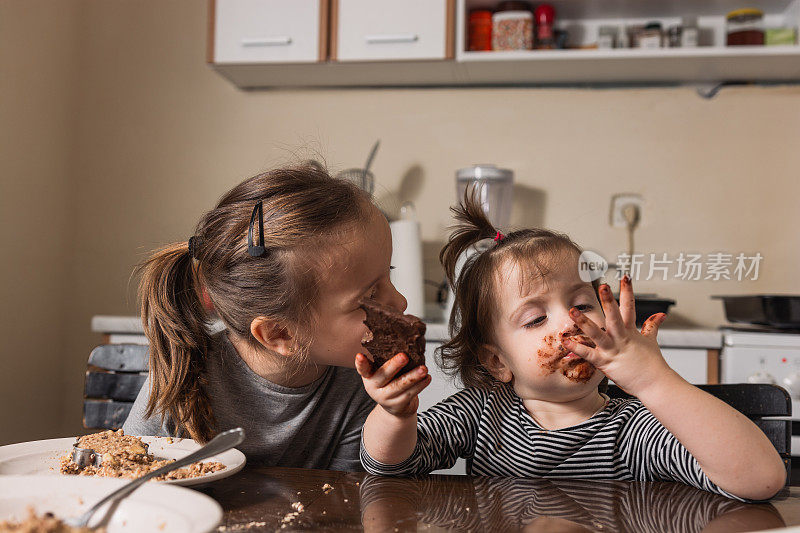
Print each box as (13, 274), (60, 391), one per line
(199, 465), (800, 532)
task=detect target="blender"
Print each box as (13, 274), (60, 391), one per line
(443, 165), (514, 325)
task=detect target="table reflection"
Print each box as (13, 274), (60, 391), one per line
(359, 475), (786, 533)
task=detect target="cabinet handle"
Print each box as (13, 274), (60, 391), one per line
(240, 36), (292, 47)
(364, 33), (419, 44)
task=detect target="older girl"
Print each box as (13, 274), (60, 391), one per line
(124, 163), (406, 471)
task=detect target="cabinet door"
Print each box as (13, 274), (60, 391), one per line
(213, 0), (325, 64)
(333, 0), (450, 61)
(660, 348), (708, 384)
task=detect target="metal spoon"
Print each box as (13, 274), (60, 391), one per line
(65, 427), (245, 529)
(71, 441), (149, 468)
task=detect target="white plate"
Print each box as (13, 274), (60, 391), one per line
(0, 436), (246, 487)
(0, 475), (221, 532)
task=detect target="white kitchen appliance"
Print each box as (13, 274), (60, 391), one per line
(720, 328), (799, 461)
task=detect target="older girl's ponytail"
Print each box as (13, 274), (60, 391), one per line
(136, 242), (216, 442)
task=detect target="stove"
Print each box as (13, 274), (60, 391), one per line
(720, 327), (800, 466)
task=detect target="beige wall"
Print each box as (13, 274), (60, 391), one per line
(1, 0), (798, 442)
(0, 1), (78, 444)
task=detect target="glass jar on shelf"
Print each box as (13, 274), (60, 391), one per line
(534, 4), (556, 49)
(468, 10), (492, 51)
(598, 26), (617, 49)
(492, 1), (534, 51)
(632, 22), (663, 48)
(726, 8), (764, 46)
(681, 16), (699, 47)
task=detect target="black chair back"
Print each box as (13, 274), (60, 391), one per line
(83, 344), (149, 429)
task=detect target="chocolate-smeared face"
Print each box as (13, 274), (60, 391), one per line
(485, 249), (607, 402)
(537, 327), (599, 383)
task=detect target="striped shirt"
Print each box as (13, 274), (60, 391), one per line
(360, 382), (740, 500)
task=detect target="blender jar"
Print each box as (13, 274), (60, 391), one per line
(456, 165), (514, 228)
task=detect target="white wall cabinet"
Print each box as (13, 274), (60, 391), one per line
(212, 0), (327, 64)
(332, 0), (452, 61)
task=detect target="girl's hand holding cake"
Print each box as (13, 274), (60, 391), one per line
(562, 275), (671, 398)
(356, 299), (430, 418)
(356, 352), (431, 418)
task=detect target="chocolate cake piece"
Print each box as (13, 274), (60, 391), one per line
(360, 300), (426, 375)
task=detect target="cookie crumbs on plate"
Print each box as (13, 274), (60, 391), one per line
(0, 508), (103, 533)
(291, 502), (304, 512)
(59, 430), (225, 481)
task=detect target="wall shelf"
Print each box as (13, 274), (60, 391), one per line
(212, 45), (800, 89)
(210, 0), (800, 89)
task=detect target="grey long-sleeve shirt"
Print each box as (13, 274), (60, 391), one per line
(123, 331), (375, 471)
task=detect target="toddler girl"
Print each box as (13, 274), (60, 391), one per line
(356, 194), (786, 500)
(124, 162), (407, 471)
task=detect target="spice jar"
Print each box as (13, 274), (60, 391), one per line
(667, 25), (682, 47)
(534, 4), (556, 49)
(634, 22), (663, 48)
(468, 10), (492, 51)
(598, 26), (617, 49)
(492, 1), (533, 51)
(681, 16), (699, 47)
(726, 8), (764, 45)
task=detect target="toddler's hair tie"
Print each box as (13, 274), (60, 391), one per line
(188, 236), (203, 259)
(493, 231), (505, 243)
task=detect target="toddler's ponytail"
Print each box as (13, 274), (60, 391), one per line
(439, 189), (500, 291)
(137, 242), (215, 442)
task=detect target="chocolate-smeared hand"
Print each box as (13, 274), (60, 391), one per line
(562, 275), (672, 397)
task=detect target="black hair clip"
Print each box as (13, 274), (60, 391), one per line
(247, 200), (266, 257)
(188, 236), (202, 259)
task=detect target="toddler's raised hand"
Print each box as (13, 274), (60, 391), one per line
(355, 353), (431, 418)
(562, 276), (671, 397)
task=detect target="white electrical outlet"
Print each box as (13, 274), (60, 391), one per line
(610, 194), (644, 228)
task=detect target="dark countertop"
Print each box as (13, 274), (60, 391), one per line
(200, 465), (800, 532)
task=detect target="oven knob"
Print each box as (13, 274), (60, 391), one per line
(783, 373), (800, 398)
(747, 371), (776, 385)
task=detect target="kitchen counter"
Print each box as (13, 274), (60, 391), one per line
(92, 316), (722, 349)
(203, 465), (800, 532)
